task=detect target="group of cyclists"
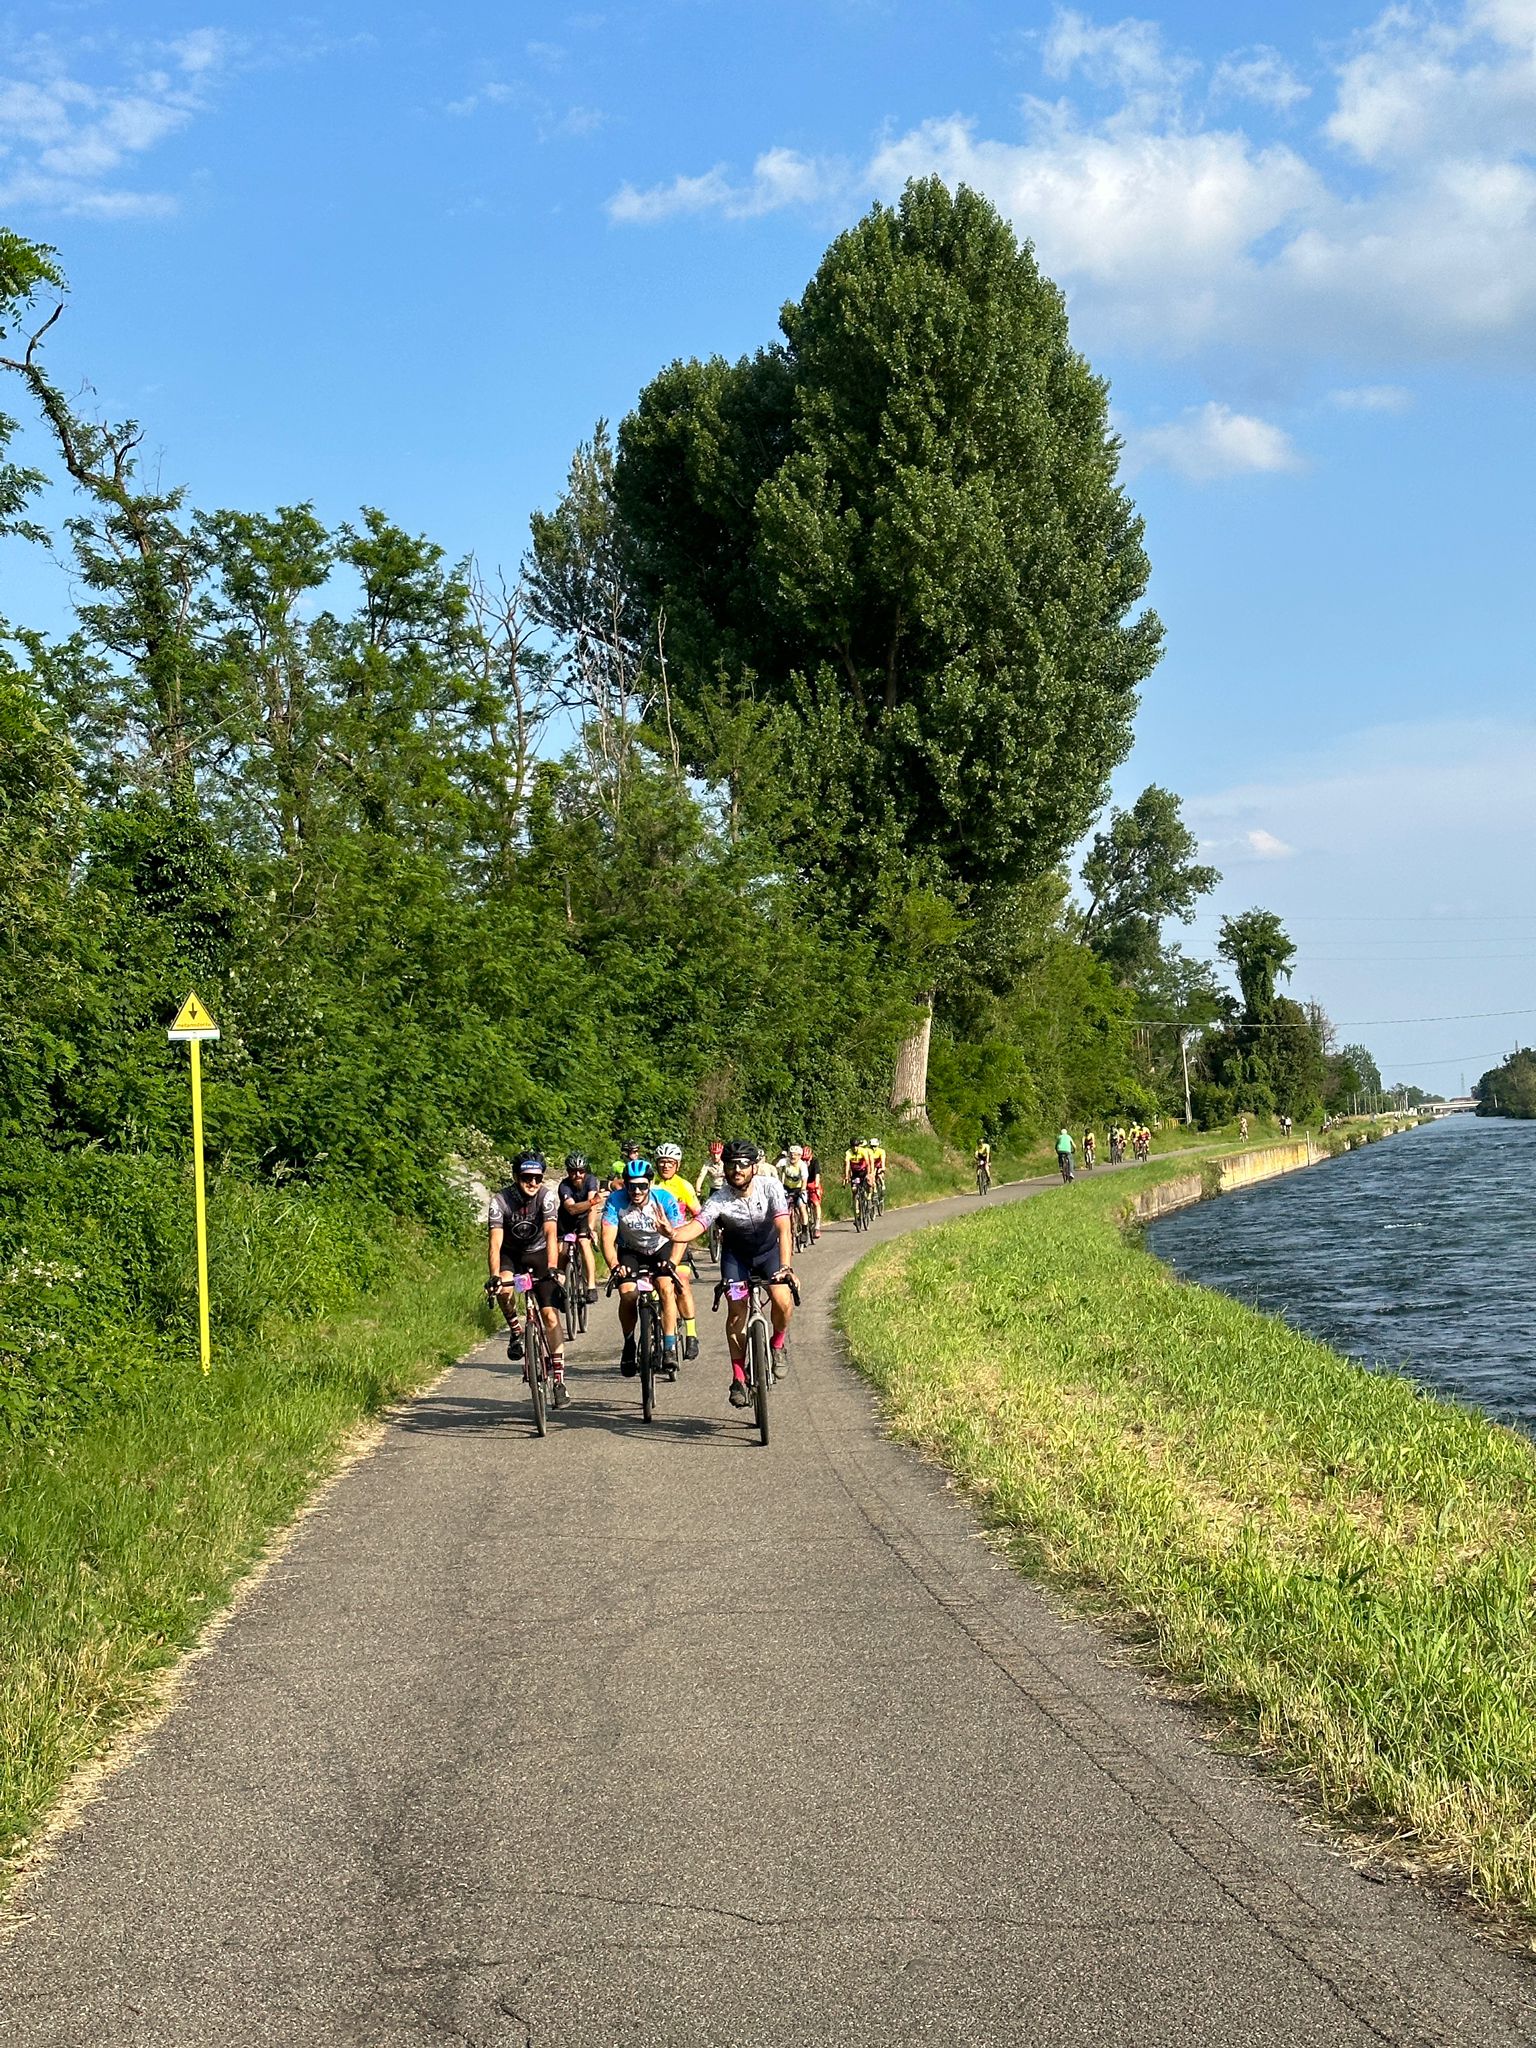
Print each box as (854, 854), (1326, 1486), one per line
(973, 1121), (1154, 1191)
(486, 1134), (891, 1414)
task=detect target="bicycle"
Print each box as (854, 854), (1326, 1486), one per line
(788, 1190), (813, 1255)
(873, 1174), (886, 1219)
(1058, 1153), (1075, 1184)
(975, 1159), (991, 1197)
(714, 1272), (801, 1447)
(559, 1232), (590, 1344)
(851, 1178), (875, 1233)
(496, 1272), (555, 1436)
(608, 1262), (679, 1424)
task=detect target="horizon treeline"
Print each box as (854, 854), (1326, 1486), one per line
(0, 196), (1363, 1433)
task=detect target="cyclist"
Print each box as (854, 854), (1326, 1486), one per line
(868, 1135), (887, 1203)
(803, 1141), (824, 1241)
(1082, 1128), (1096, 1170)
(1055, 1127), (1076, 1183)
(845, 1138), (873, 1208)
(780, 1143), (812, 1244)
(975, 1137), (992, 1191)
(696, 1138), (728, 1202)
(653, 1142), (703, 1359)
(488, 1152), (568, 1407)
(668, 1139), (795, 1408)
(556, 1151), (602, 1305)
(600, 1157), (684, 1375)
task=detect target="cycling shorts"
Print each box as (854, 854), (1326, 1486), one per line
(720, 1242), (784, 1288)
(615, 1246), (675, 1282)
(807, 1177), (823, 1201)
(559, 1218), (594, 1241)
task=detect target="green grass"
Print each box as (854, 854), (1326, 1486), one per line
(0, 1243), (486, 1882)
(839, 1152), (1536, 1916)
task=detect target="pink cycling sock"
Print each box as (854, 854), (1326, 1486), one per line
(731, 1359), (747, 1382)
(771, 1331), (787, 1353)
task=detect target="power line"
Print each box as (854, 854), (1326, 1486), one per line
(1137, 1005), (1536, 1030)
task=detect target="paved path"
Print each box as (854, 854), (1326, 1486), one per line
(4, 1173), (1535, 2045)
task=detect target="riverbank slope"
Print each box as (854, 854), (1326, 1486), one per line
(839, 1146), (1536, 1919)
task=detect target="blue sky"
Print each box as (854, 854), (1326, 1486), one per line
(2, 0), (1533, 1089)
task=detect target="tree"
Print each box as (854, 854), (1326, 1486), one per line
(1475, 1049), (1536, 1119)
(1217, 909), (1296, 1017)
(614, 178), (1162, 1118)
(1079, 785), (1219, 985)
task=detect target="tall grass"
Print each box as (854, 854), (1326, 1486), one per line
(0, 1245), (486, 1881)
(839, 1157), (1536, 1916)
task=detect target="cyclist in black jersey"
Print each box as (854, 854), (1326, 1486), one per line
(487, 1152), (568, 1406)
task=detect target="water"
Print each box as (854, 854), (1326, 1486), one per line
(1144, 1116), (1536, 1431)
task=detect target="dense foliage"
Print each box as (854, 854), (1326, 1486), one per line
(1476, 1049), (1536, 1119)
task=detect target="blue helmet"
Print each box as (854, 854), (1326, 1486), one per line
(623, 1157), (654, 1191)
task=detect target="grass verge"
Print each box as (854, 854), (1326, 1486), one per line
(839, 1153), (1536, 1919)
(0, 1243), (486, 1886)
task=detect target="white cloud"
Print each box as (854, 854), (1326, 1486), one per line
(1245, 828), (1295, 858)
(609, 148), (843, 224)
(1210, 46), (1310, 112)
(608, 1), (1536, 371)
(1329, 383), (1414, 410)
(0, 27), (230, 217)
(1123, 400), (1306, 481)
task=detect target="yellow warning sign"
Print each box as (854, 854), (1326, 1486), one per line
(167, 991), (220, 1041)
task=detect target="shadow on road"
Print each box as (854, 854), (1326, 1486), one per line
(395, 1383), (738, 1446)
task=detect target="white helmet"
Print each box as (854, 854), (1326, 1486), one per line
(656, 1142), (683, 1165)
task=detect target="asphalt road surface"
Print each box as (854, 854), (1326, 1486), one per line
(4, 1171), (1535, 2046)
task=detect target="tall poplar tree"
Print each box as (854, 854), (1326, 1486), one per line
(614, 178), (1161, 1118)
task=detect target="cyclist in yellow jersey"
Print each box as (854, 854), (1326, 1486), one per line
(868, 1137), (887, 1190)
(653, 1143), (701, 1358)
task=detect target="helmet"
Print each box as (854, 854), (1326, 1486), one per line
(608, 1159), (624, 1178)
(656, 1142), (683, 1165)
(708, 1138), (724, 1155)
(565, 1152), (587, 1174)
(787, 1142), (804, 1157)
(515, 1152), (545, 1179)
(623, 1157), (654, 1190)
(721, 1139), (758, 1169)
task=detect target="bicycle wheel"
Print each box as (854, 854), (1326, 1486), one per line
(637, 1295), (656, 1424)
(525, 1309), (548, 1437)
(748, 1315), (770, 1446)
(562, 1257), (579, 1344)
(577, 1270), (589, 1335)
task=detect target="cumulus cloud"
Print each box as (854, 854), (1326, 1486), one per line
(1122, 400), (1306, 480)
(609, 148), (843, 224)
(607, 1), (1536, 371)
(0, 27), (230, 216)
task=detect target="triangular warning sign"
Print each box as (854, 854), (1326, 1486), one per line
(168, 991), (220, 1040)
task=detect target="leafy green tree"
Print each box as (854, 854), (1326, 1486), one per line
(1080, 785), (1219, 985)
(1217, 909), (1296, 1017)
(614, 177), (1161, 1114)
(1475, 1049), (1536, 1119)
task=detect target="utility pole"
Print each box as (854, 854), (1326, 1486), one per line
(1178, 1028), (1193, 1127)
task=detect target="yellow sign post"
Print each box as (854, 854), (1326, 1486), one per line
(168, 992), (220, 1372)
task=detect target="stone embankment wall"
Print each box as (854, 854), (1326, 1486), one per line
(1129, 1139), (1321, 1225)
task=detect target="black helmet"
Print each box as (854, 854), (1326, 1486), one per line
(721, 1139), (758, 1169)
(565, 1151), (587, 1174)
(515, 1152), (546, 1179)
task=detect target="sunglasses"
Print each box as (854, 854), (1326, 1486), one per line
(517, 1173), (543, 1186)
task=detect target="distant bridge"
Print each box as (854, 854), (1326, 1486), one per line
(1413, 1097), (1477, 1118)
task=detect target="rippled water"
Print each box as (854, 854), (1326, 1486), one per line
(1144, 1116), (1536, 1430)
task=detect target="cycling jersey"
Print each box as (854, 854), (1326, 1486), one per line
(557, 1172), (601, 1235)
(602, 1186), (682, 1263)
(698, 1175), (787, 1264)
(489, 1183), (558, 1268)
(845, 1148), (871, 1180)
(655, 1173), (700, 1217)
(780, 1161), (810, 1194)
